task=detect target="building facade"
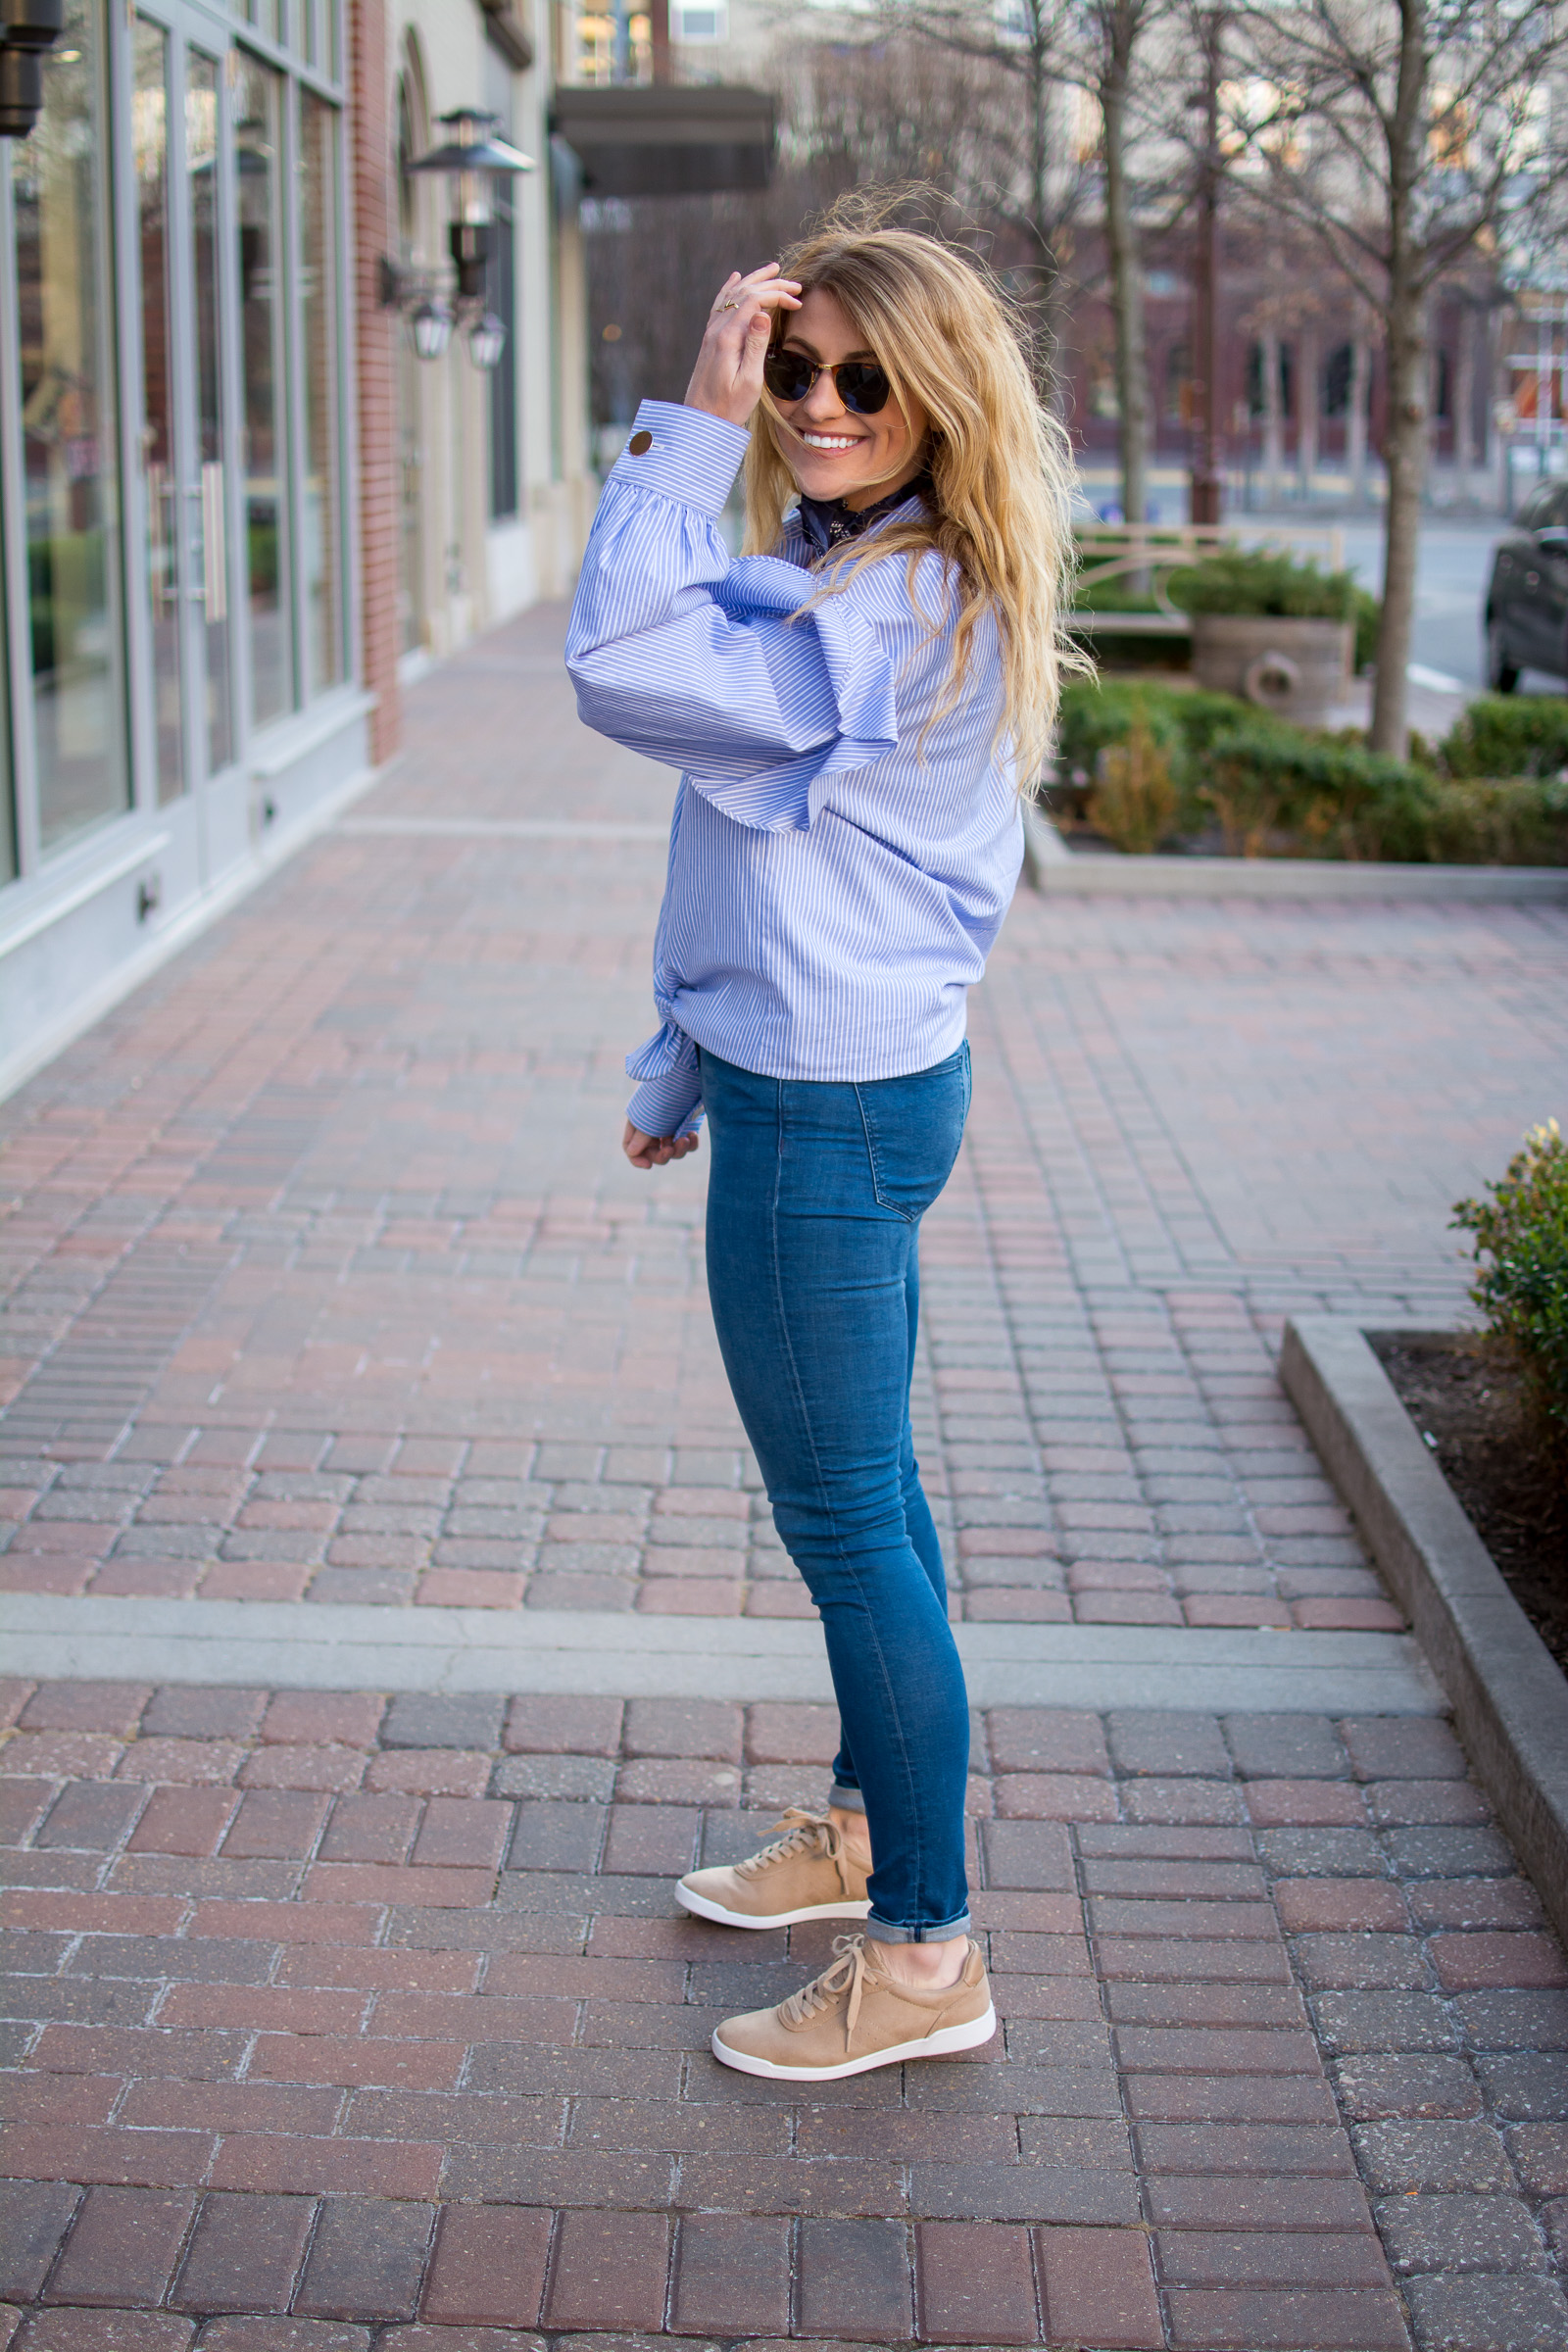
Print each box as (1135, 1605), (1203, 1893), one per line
(383, 0), (593, 675)
(0, 0), (595, 1096)
(1065, 241), (1514, 519)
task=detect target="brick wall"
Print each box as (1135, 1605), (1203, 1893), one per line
(350, 0), (402, 767)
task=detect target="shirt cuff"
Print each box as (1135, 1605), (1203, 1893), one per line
(603, 400), (751, 521)
(627, 1065), (705, 1139)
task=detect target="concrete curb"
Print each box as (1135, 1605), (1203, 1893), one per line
(0, 1593), (1443, 1713)
(1281, 1314), (1568, 1952)
(1021, 807), (1568, 900)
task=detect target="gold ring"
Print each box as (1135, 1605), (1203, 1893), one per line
(718, 299), (740, 311)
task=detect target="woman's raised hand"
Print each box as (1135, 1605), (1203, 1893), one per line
(684, 265), (802, 428)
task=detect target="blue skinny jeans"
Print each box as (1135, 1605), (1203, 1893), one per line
(699, 1042), (973, 1942)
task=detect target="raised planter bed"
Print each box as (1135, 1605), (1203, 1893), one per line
(1191, 612), (1353, 726)
(1375, 1332), (1566, 1677)
(1281, 1314), (1568, 1953)
(1021, 806), (1568, 900)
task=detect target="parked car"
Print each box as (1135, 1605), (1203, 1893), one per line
(1486, 480), (1568, 691)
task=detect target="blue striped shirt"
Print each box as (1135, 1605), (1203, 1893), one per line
(564, 399), (1024, 1137)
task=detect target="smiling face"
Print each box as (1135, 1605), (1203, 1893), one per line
(769, 286), (929, 513)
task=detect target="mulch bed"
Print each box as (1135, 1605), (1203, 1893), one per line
(1375, 1332), (1568, 1677)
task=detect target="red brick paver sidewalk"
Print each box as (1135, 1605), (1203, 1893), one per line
(4, 1675), (1567, 2348)
(1, 615), (1562, 1633)
(4, 606), (1568, 2350)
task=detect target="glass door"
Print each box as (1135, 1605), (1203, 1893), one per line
(15, 0), (131, 856)
(186, 47), (234, 776)
(131, 17), (182, 800)
(233, 49), (289, 725)
(130, 8), (237, 804)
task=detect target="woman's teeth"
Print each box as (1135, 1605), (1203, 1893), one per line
(802, 433), (860, 451)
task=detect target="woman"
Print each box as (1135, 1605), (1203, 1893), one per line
(565, 218), (1076, 2082)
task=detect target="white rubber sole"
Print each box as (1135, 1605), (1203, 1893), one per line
(710, 2000), (998, 2081)
(675, 1882), (872, 1932)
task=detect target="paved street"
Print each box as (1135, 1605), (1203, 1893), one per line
(2, 605), (1567, 2348)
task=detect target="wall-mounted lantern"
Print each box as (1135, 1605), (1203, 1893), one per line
(409, 300), (454, 364)
(465, 310), (508, 372)
(0, 0), (67, 141)
(381, 107), (533, 371)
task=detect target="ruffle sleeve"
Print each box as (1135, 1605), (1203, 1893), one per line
(565, 401), (900, 832)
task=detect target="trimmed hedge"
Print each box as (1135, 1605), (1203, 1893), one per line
(1054, 679), (1278, 775)
(1421, 774), (1568, 866)
(1167, 547), (1360, 620)
(1453, 1122), (1568, 1436)
(1439, 696), (1568, 781)
(1048, 679), (1568, 863)
(1200, 728), (1432, 859)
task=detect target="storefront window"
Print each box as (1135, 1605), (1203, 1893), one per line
(188, 50), (233, 774)
(299, 90), (343, 696)
(14, 0), (130, 856)
(132, 20), (182, 803)
(235, 53), (290, 724)
(236, 0), (282, 45)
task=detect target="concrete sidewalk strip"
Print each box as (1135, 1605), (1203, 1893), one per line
(0, 1593), (1446, 1712)
(336, 815), (672, 839)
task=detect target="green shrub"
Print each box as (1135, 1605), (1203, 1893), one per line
(1054, 679), (1285, 777)
(1452, 1121), (1568, 1434)
(1200, 728), (1435, 859)
(1167, 546), (1366, 624)
(1049, 680), (1568, 862)
(1088, 721), (1181, 854)
(1071, 576), (1164, 614)
(1419, 775), (1568, 866)
(1439, 696), (1568, 781)
(1171, 689), (1285, 759)
(1054, 679), (1184, 778)
(1053, 681), (1281, 835)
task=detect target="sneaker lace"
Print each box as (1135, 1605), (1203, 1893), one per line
(734, 1806), (845, 1884)
(778, 1934), (876, 2052)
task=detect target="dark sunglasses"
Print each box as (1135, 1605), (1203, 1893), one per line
(762, 347), (893, 416)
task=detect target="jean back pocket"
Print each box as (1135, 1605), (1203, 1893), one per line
(854, 1044), (971, 1222)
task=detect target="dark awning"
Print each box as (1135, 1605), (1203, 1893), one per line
(550, 84), (775, 198)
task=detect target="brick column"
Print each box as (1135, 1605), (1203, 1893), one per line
(349, 0), (401, 764)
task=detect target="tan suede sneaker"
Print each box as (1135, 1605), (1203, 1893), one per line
(711, 1933), (996, 2081)
(675, 1807), (872, 1931)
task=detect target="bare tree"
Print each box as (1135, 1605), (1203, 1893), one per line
(1065, 0), (1168, 521)
(887, 0), (1178, 520)
(875, 0), (1092, 375)
(1213, 0), (1568, 753)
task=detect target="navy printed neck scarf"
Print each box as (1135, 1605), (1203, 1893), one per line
(797, 471), (933, 559)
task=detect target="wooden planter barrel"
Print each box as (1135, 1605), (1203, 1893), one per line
(1191, 614), (1354, 727)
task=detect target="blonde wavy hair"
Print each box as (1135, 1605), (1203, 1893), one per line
(743, 211), (1083, 784)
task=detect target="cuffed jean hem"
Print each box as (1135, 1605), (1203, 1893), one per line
(866, 1910), (972, 1944)
(828, 1783), (867, 1815)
